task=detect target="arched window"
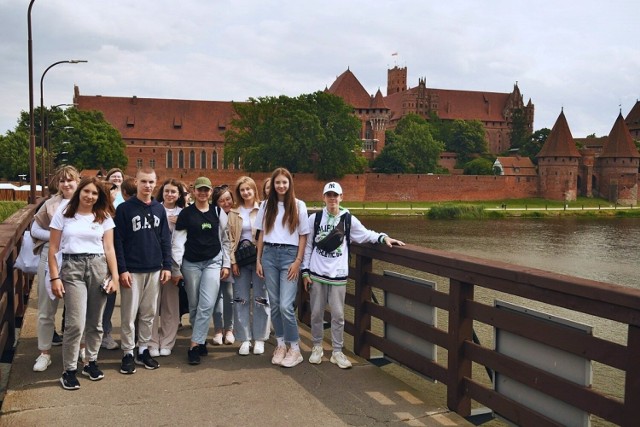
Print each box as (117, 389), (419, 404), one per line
(166, 149), (173, 169)
(200, 150), (206, 169)
(189, 150), (195, 169)
(178, 150), (184, 168)
(212, 151), (218, 170)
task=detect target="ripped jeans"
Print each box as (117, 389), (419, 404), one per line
(233, 264), (270, 342)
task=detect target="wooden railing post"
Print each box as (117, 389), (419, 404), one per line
(447, 279), (474, 416)
(623, 324), (640, 426)
(353, 252), (373, 359)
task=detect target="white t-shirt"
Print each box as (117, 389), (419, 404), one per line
(255, 199), (310, 246)
(239, 206), (253, 241)
(50, 209), (115, 254)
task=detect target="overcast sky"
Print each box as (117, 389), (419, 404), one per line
(1, 0), (638, 139)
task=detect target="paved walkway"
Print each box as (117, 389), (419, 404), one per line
(0, 285), (471, 426)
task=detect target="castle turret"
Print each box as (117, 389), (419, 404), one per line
(536, 110), (581, 201)
(387, 66), (407, 96)
(595, 113), (640, 204)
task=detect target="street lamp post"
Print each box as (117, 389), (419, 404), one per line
(27, 0), (36, 204)
(40, 60), (87, 193)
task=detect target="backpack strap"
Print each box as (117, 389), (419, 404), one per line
(311, 210), (323, 250)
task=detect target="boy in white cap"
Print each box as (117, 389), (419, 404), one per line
(301, 182), (404, 368)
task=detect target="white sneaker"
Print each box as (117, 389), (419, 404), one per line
(159, 348), (171, 357)
(101, 333), (119, 350)
(212, 332), (223, 346)
(280, 348), (303, 368)
(224, 330), (235, 345)
(309, 346), (323, 364)
(253, 341), (264, 355)
(330, 351), (352, 369)
(149, 348), (160, 358)
(238, 341), (251, 356)
(271, 346), (287, 365)
(33, 353), (51, 372)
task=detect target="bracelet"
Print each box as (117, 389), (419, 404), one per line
(295, 258), (302, 262)
(50, 277), (60, 282)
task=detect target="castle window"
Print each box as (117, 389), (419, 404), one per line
(149, 159), (155, 168)
(167, 150), (173, 169)
(178, 150), (184, 169)
(200, 150), (207, 169)
(212, 151), (218, 170)
(136, 159), (143, 168)
(189, 150), (195, 169)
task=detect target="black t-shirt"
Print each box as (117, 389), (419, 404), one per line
(175, 204), (221, 263)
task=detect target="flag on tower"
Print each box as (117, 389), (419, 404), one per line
(391, 52), (398, 56)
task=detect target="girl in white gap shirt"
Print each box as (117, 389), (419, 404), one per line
(256, 168), (309, 368)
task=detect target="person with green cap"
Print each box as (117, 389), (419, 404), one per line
(172, 176), (231, 365)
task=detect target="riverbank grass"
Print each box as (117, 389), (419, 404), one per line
(0, 201), (26, 222)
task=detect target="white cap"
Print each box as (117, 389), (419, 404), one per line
(323, 182), (343, 195)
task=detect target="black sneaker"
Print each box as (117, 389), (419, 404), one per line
(188, 346), (201, 365)
(198, 343), (208, 356)
(60, 369), (80, 390)
(120, 353), (137, 374)
(82, 361), (104, 381)
(52, 331), (63, 346)
(135, 349), (160, 370)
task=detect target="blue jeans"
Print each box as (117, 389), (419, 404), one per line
(261, 245), (299, 343)
(181, 253), (222, 345)
(233, 264), (270, 342)
(213, 280), (234, 331)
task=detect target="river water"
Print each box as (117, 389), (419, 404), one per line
(361, 216), (640, 289)
(356, 216), (640, 425)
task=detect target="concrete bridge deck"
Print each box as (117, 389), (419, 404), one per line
(0, 285), (471, 427)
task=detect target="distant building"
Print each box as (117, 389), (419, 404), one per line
(538, 110), (639, 203)
(326, 66), (535, 157)
(493, 156), (537, 177)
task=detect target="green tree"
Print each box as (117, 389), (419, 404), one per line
(375, 114), (444, 173)
(509, 108), (530, 151)
(463, 157), (495, 175)
(0, 129), (31, 181)
(520, 128), (550, 161)
(5, 107), (127, 176)
(396, 121), (444, 173)
(371, 142), (410, 173)
(57, 108), (127, 171)
(224, 92), (362, 179)
(446, 119), (489, 165)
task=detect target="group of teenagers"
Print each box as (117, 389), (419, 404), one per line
(30, 164), (404, 391)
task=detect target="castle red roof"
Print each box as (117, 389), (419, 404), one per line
(370, 89), (388, 109)
(624, 101), (640, 132)
(74, 87), (236, 143)
(536, 111), (581, 158)
(327, 69), (373, 109)
(600, 113), (640, 158)
(384, 87), (513, 123)
(495, 156), (537, 176)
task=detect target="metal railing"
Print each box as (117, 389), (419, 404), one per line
(298, 242), (640, 426)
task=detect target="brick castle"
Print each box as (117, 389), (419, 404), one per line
(74, 66), (640, 204)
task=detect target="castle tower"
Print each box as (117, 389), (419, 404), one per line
(387, 66), (407, 96)
(595, 113), (640, 204)
(536, 110), (581, 201)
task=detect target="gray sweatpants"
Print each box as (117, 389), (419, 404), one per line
(60, 255), (108, 371)
(309, 281), (347, 352)
(120, 271), (160, 353)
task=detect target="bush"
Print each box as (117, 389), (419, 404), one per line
(427, 204), (485, 219)
(0, 201), (27, 222)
